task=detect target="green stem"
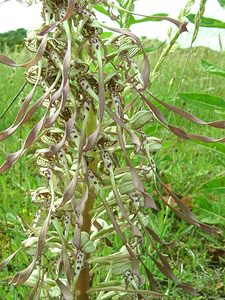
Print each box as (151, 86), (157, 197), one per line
(151, 30), (181, 82)
(77, 107), (97, 300)
(123, 0), (134, 27)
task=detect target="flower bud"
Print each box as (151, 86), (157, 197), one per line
(118, 173), (134, 195)
(112, 259), (132, 276)
(146, 137), (162, 153)
(130, 110), (153, 129)
(24, 269), (39, 287)
(80, 232), (96, 254)
(21, 237), (38, 256)
(22, 236), (38, 248)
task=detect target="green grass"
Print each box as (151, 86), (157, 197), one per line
(0, 50), (44, 298)
(149, 45), (225, 226)
(0, 45), (224, 299)
(146, 44), (225, 298)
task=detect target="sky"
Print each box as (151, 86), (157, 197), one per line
(0, 0), (224, 50)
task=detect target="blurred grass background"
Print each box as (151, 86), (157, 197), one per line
(0, 34), (224, 299)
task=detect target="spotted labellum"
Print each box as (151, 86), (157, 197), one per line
(0, 0), (224, 299)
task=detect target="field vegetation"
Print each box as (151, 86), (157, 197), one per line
(0, 42), (224, 299)
(0, 1), (225, 299)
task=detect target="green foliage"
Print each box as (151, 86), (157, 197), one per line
(187, 14), (225, 29)
(190, 141), (225, 157)
(217, 0), (225, 8)
(195, 176), (225, 194)
(142, 41), (166, 53)
(93, 4), (109, 17)
(193, 176), (225, 225)
(201, 59), (225, 78)
(178, 92), (225, 110)
(1, 44), (225, 300)
(194, 197), (225, 225)
(130, 13), (169, 25)
(0, 28), (26, 51)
